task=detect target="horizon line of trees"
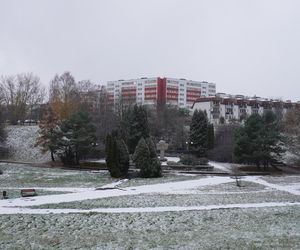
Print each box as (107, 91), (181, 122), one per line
(1, 71), (300, 168)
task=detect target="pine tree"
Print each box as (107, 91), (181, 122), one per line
(190, 110), (209, 157)
(133, 137), (161, 178)
(234, 112), (283, 168)
(234, 113), (264, 166)
(67, 112), (97, 164)
(41, 111), (97, 165)
(105, 134), (117, 175)
(284, 108), (300, 161)
(133, 137), (150, 169)
(106, 132), (129, 178)
(261, 111), (284, 166)
(145, 137), (157, 158)
(116, 138), (130, 176)
(128, 105), (150, 154)
(207, 123), (214, 150)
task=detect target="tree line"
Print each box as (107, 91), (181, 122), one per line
(1, 71), (300, 169)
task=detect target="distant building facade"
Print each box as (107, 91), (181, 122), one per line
(106, 77), (216, 109)
(192, 93), (299, 125)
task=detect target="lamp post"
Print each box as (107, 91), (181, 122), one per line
(185, 141), (193, 153)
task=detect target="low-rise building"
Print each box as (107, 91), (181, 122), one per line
(192, 94), (299, 125)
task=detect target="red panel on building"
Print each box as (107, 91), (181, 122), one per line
(157, 77), (166, 106)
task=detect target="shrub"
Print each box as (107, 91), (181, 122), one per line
(197, 157), (209, 165)
(167, 161), (181, 166)
(180, 154), (198, 165)
(106, 133), (129, 178)
(79, 161), (107, 169)
(180, 154), (208, 166)
(133, 137), (161, 178)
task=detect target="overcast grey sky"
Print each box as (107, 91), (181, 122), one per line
(0, 0), (300, 100)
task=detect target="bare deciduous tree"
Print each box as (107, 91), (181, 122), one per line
(284, 107), (300, 163)
(49, 72), (79, 120)
(0, 73), (46, 124)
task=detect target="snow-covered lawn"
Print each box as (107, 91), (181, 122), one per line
(1, 207), (299, 249)
(5, 125), (51, 163)
(0, 163), (114, 188)
(1, 162), (300, 249)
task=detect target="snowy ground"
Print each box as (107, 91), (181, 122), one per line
(4, 125), (51, 163)
(1, 163), (300, 249)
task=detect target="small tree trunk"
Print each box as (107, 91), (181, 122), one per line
(256, 161), (260, 169)
(75, 152), (79, 165)
(51, 151), (55, 162)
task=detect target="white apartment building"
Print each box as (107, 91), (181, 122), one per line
(106, 77), (216, 109)
(192, 93), (298, 125)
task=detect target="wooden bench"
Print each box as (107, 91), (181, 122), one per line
(2, 191), (8, 199)
(21, 189), (37, 197)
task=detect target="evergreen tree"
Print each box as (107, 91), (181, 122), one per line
(234, 114), (263, 166)
(106, 134), (117, 175)
(133, 137), (161, 178)
(128, 105), (150, 154)
(145, 137), (157, 158)
(284, 108), (300, 161)
(106, 132), (129, 178)
(207, 123), (214, 150)
(115, 137), (130, 176)
(190, 110), (209, 157)
(44, 111), (97, 165)
(60, 112), (97, 165)
(234, 112), (283, 168)
(145, 137), (161, 177)
(133, 137), (150, 169)
(260, 111), (284, 165)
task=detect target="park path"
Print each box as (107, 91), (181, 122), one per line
(1, 202), (300, 215)
(0, 176), (234, 207)
(245, 176), (300, 196)
(1, 175), (300, 214)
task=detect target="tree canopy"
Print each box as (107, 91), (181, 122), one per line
(234, 111), (284, 167)
(133, 137), (161, 178)
(283, 107), (300, 162)
(0, 73), (45, 124)
(106, 132), (129, 178)
(38, 111), (97, 165)
(190, 110), (209, 157)
(122, 105), (150, 154)
(36, 107), (61, 161)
